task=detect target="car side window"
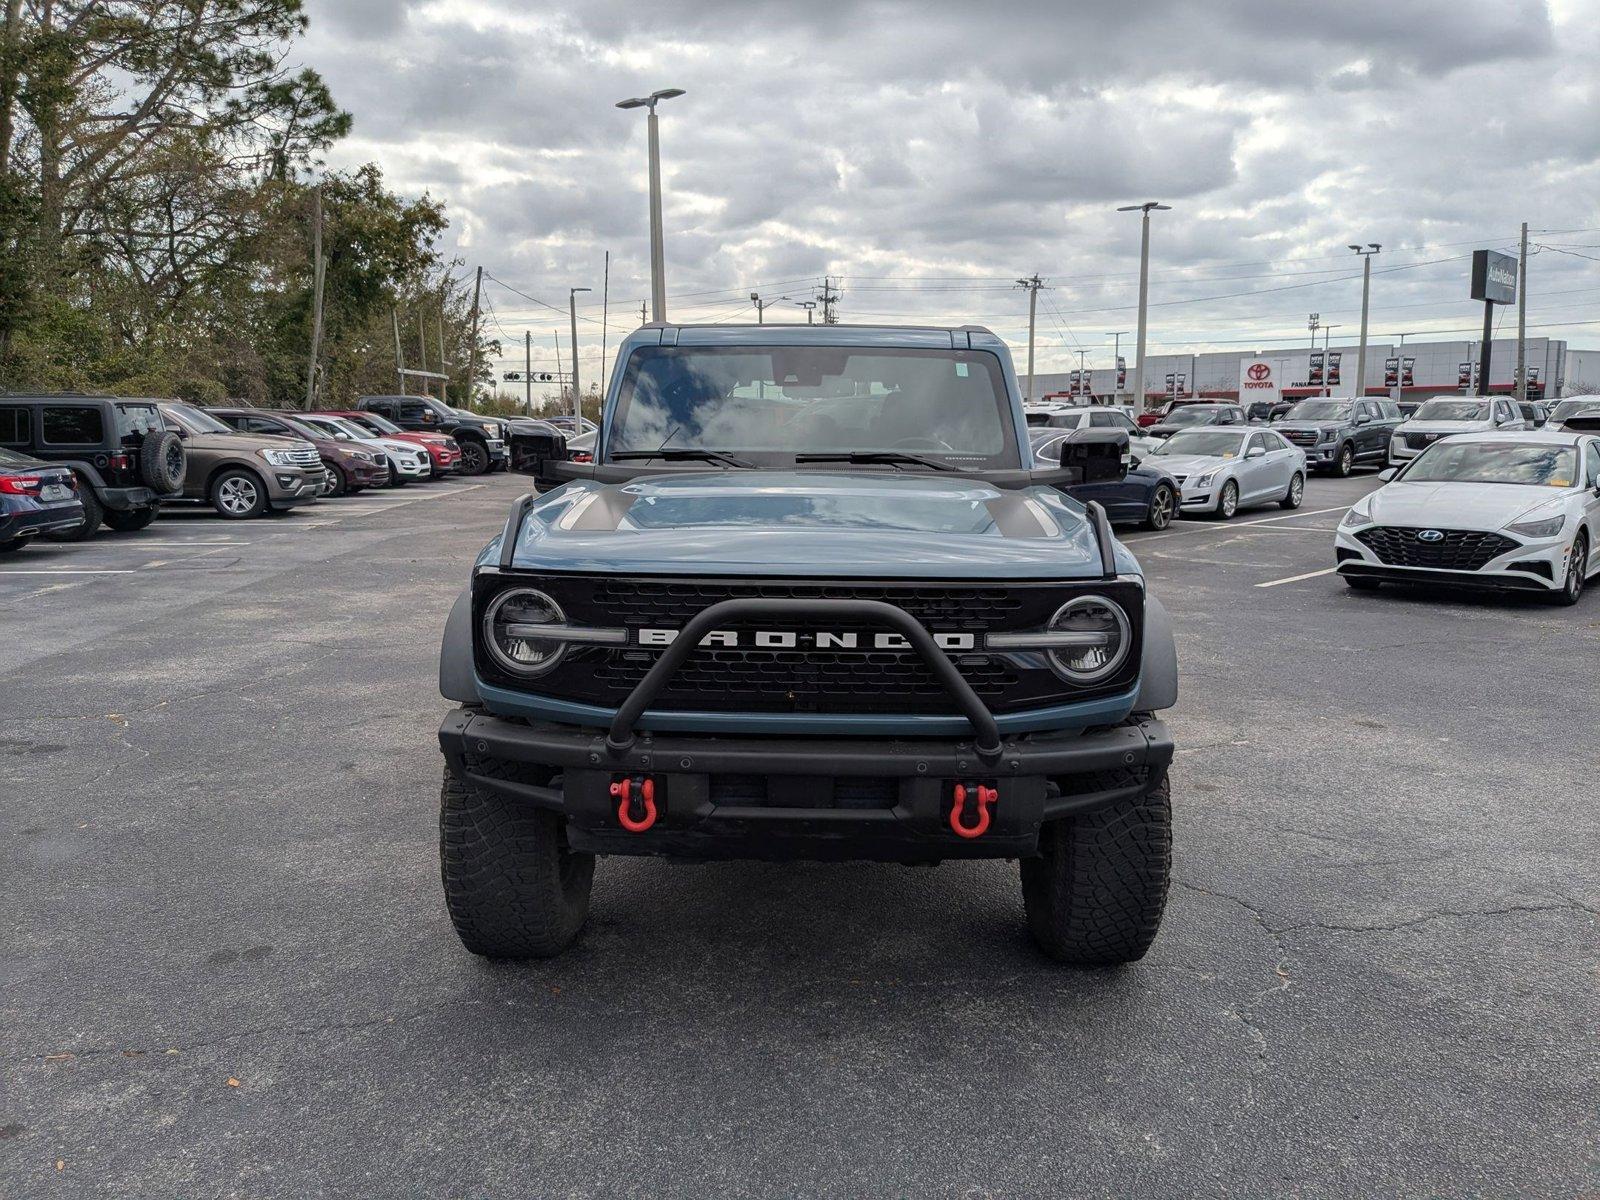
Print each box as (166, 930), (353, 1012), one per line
(399, 401), (429, 422)
(0, 406), (28, 445)
(1089, 411), (1116, 427)
(1587, 441), (1600, 488)
(1262, 431), (1287, 452)
(42, 405), (104, 445)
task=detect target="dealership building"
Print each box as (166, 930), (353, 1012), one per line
(1028, 336), (1600, 407)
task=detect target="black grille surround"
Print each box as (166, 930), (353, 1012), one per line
(1280, 429), (1322, 447)
(473, 571), (1144, 717)
(1355, 525), (1519, 571)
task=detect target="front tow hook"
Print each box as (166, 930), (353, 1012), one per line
(949, 783), (998, 840)
(610, 775), (659, 833)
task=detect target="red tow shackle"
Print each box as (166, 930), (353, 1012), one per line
(611, 775), (658, 833)
(949, 783), (998, 840)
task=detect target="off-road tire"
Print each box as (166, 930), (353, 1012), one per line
(1144, 483), (1175, 530)
(458, 438), (490, 476)
(1333, 442), (1355, 477)
(140, 430), (186, 492)
(1021, 769), (1171, 965)
(103, 503), (158, 533)
(1554, 531), (1588, 607)
(1213, 479), (1239, 520)
(44, 478), (102, 541)
(440, 762), (594, 959)
(1279, 472), (1305, 509)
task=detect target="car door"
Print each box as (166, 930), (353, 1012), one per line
(1237, 432), (1274, 501)
(1584, 440), (1600, 568)
(1354, 401), (1383, 459)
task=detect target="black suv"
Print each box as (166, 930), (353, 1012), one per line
(1271, 396), (1403, 475)
(0, 395), (184, 539)
(356, 395), (509, 476)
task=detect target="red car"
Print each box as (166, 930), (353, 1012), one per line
(1136, 398), (1205, 428)
(319, 409), (462, 477)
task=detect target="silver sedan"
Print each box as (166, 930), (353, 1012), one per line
(1145, 427), (1307, 519)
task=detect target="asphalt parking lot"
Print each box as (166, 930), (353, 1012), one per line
(4, 472), (1597, 1198)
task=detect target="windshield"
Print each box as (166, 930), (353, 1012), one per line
(1549, 399), (1600, 422)
(164, 402), (233, 435)
(607, 345), (1019, 467)
(1414, 399), (1489, 422)
(300, 416), (354, 441)
(1164, 406), (1221, 426)
(327, 418), (376, 441)
(1152, 430), (1247, 458)
(1285, 400), (1351, 421)
(1404, 441), (1578, 487)
(355, 412), (403, 434)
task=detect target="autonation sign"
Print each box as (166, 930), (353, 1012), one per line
(1471, 249), (1518, 305)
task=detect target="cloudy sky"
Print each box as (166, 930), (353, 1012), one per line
(300, 0), (1600, 382)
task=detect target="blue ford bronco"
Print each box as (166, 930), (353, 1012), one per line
(437, 324), (1178, 964)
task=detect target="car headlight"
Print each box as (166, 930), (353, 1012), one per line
(1340, 502), (1372, 528)
(482, 588), (567, 676)
(349, 449), (375, 463)
(258, 448), (298, 467)
(1505, 514), (1565, 539)
(1044, 596), (1131, 683)
(1192, 471), (1217, 487)
(1318, 428), (1336, 442)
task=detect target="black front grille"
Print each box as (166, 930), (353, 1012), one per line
(1405, 431), (1444, 450)
(1355, 526), (1517, 571)
(476, 573), (1143, 717)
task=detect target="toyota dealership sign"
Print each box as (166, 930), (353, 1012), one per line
(1240, 357), (1288, 404)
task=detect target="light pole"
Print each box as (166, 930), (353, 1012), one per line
(615, 87), (685, 323)
(1107, 331), (1130, 403)
(1117, 202), (1170, 412)
(1348, 243), (1381, 397)
(569, 286), (591, 422)
(793, 300), (816, 324)
(751, 292), (776, 324)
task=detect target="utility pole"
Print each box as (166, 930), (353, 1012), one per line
(615, 88), (685, 321)
(464, 265), (483, 408)
(553, 331), (563, 400)
(436, 298), (449, 403)
(392, 308), (406, 396)
(751, 292), (769, 324)
(524, 331), (533, 415)
(1516, 221), (1529, 404)
(304, 186), (326, 410)
(640, 300), (648, 326)
(416, 308), (428, 386)
(819, 276), (840, 324)
(1015, 275), (1043, 403)
(1118, 202), (1170, 412)
(1349, 243), (1381, 397)
(600, 250), (611, 400)
(570, 286), (592, 424)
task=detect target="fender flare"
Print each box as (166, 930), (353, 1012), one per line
(1133, 593), (1178, 712)
(439, 586), (480, 703)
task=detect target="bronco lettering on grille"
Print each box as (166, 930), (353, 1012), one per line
(636, 628), (978, 652)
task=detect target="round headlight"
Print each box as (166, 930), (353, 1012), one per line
(1046, 596), (1131, 683)
(483, 588), (566, 676)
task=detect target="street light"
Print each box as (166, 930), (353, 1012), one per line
(615, 87), (685, 322)
(569, 286), (592, 422)
(793, 299), (817, 324)
(751, 292), (779, 325)
(1348, 243), (1381, 398)
(1308, 313), (1320, 395)
(1116, 202), (1171, 412)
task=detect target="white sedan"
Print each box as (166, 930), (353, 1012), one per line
(1145, 427), (1306, 519)
(298, 414), (432, 485)
(1336, 430), (1600, 605)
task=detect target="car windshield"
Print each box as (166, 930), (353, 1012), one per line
(301, 417), (353, 441)
(1285, 400), (1351, 421)
(327, 418), (376, 440)
(1404, 441), (1578, 487)
(1164, 406), (1220, 426)
(356, 412), (403, 434)
(1549, 399), (1600, 421)
(1152, 430), (1247, 458)
(1414, 399), (1489, 421)
(1045, 411), (1088, 429)
(607, 345), (1019, 468)
(164, 402), (233, 435)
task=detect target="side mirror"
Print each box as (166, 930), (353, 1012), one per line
(1377, 467), (1397, 482)
(1352, 413), (1369, 426)
(1246, 445), (1266, 459)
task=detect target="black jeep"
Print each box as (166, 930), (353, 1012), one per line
(356, 395), (511, 476)
(0, 395), (185, 539)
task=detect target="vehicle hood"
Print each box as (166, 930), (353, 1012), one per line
(1396, 419), (1494, 435)
(1143, 452), (1236, 476)
(363, 436), (425, 456)
(1145, 423), (1201, 438)
(192, 431), (312, 453)
(1366, 481), (1572, 529)
(1274, 421), (1344, 436)
(498, 470), (1134, 579)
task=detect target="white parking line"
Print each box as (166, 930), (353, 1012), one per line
(0, 567), (137, 575)
(1134, 505), (1350, 542)
(1255, 566), (1340, 588)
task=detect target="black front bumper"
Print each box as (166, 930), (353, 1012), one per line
(439, 708), (1174, 862)
(1336, 561), (1552, 592)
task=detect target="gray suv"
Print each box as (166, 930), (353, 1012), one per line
(1272, 397), (1403, 475)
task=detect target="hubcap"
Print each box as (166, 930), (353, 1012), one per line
(1291, 476), (1303, 502)
(1571, 541), (1587, 596)
(1222, 483), (1237, 516)
(1152, 489), (1172, 526)
(220, 478), (257, 514)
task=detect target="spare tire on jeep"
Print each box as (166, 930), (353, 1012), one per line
(140, 430), (185, 492)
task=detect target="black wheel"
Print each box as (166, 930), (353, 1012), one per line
(139, 430), (186, 492)
(103, 504), (158, 532)
(440, 762), (594, 959)
(386, 460), (408, 488)
(0, 536), (28, 554)
(323, 461), (349, 498)
(1334, 442), (1355, 477)
(1213, 479), (1239, 520)
(458, 438), (490, 476)
(1344, 575), (1381, 591)
(44, 478), (103, 541)
(1279, 472), (1305, 510)
(1021, 769), (1171, 965)
(1143, 483), (1175, 530)
(1555, 532), (1588, 606)
(210, 468), (268, 519)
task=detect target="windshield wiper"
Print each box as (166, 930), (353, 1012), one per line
(794, 450), (957, 472)
(611, 448), (754, 468)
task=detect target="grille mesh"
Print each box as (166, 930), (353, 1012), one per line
(1355, 526), (1517, 571)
